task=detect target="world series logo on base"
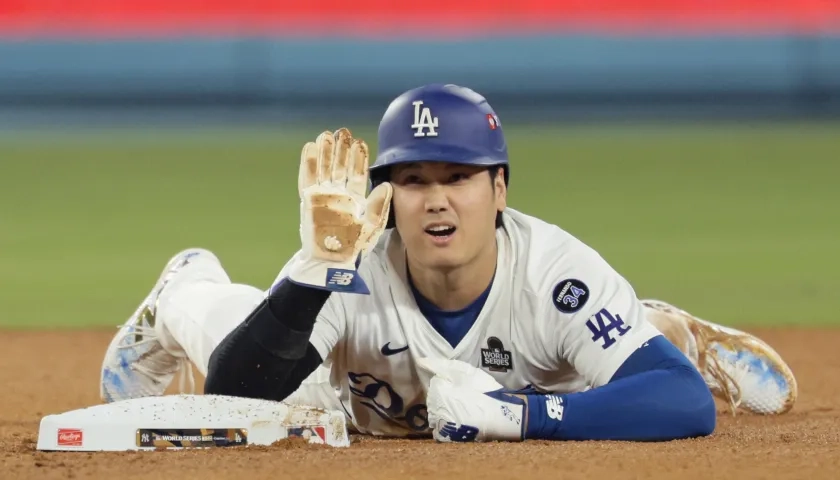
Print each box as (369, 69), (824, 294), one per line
(136, 428), (248, 448)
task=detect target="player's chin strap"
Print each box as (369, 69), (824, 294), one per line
(691, 323), (743, 416)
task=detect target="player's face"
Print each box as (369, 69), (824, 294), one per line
(390, 162), (507, 270)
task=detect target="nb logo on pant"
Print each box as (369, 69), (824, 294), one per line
(411, 100), (439, 137)
(438, 422), (479, 442)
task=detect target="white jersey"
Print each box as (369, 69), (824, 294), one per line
(272, 208), (661, 437)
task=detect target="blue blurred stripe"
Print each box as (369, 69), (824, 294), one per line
(0, 34), (838, 125)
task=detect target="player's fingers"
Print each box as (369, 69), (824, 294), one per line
(346, 139), (370, 203)
(298, 141), (319, 196)
(358, 182), (392, 247)
(331, 128), (352, 186)
(315, 130), (334, 185)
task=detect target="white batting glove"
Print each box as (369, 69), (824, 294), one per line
(418, 358), (526, 442)
(289, 128), (393, 294)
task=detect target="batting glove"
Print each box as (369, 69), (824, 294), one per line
(419, 357), (526, 442)
(289, 128), (393, 294)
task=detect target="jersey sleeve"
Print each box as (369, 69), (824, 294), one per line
(543, 246), (662, 389)
(269, 250), (347, 365)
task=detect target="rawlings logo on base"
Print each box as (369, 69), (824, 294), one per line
(57, 428), (83, 447)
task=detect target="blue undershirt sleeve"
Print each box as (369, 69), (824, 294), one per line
(521, 335), (716, 441)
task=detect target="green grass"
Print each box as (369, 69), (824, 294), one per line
(1, 122), (838, 329)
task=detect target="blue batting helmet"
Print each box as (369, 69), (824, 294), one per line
(369, 83), (509, 189)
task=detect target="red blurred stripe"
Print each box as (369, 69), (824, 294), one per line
(1, 0), (839, 36)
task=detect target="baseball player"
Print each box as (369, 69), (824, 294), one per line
(100, 84), (797, 442)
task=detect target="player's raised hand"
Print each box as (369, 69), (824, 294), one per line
(290, 128), (393, 294)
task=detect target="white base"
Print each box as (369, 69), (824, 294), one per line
(37, 394), (350, 451)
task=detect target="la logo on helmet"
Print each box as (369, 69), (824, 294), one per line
(411, 100), (439, 138)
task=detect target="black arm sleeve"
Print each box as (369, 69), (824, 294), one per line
(204, 279), (332, 402)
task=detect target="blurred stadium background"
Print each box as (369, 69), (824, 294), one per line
(1, 1), (838, 330)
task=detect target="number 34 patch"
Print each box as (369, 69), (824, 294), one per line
(552, 279), (589, 313)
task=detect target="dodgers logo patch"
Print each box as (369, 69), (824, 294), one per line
(551, 279), (589, 313)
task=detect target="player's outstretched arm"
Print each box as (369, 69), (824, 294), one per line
(426, 335), (715, 443)
(522, 270), (717, 442)
(426, 260), (716, 443)
(204, 129), (392, 401)
(512, 334), (715, 442)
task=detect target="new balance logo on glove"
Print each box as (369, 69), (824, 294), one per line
(326, 269), (357, 290)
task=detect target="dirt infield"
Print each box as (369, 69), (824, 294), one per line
(2, 327), (838, 480)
